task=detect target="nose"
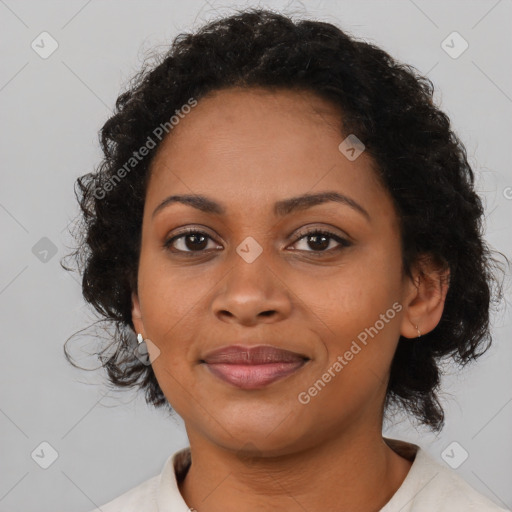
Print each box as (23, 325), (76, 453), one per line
(211, 257), (293, 327)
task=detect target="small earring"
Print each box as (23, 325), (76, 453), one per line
(137, 333), (145, 344)
(416, 325), (422, 338)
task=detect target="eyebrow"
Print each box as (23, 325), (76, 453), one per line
(152, 191), (370, 221)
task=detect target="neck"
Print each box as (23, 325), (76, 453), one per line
(178, 428), (413, 512)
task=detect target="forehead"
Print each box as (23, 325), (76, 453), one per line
(146, 87), (390, 221)
(151, 87), (344, 162)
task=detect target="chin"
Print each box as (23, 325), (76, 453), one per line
(213, 412), (308, 454)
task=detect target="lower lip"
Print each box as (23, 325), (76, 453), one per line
(203, 361), (307, 389)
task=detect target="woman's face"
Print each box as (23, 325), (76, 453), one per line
(132, 87), (419, 455)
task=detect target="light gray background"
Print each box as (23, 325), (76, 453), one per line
(1, 0), (511, 510)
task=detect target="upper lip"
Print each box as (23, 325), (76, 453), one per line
(201, 345), (309, 365)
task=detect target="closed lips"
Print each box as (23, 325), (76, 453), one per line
(201, 345), (309, 364)
(201, 345), (310, 390)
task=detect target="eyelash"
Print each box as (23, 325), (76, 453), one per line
(163, 227), (352, 256)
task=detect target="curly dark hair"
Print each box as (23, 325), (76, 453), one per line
(62, 8), (507, 431)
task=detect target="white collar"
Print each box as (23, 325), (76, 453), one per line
(153, 439), (506, 511)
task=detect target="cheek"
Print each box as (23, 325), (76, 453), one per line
(291, 252), (401, 328)
(287, 253), (403, 372)
(138, 248), (201, 324)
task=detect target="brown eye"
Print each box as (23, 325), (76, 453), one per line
(164, 229), (220, 254)
(291, 229), (352, 253)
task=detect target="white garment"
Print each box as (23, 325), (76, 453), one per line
(88, 439), (509, 511)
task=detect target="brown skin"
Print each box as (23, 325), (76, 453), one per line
(131, 87), (449, 511)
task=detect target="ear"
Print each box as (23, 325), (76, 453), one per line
(131, 291), (145, 336)
(400, 254), (450, 339)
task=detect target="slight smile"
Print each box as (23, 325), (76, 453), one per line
(200, 345), (310, 390)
